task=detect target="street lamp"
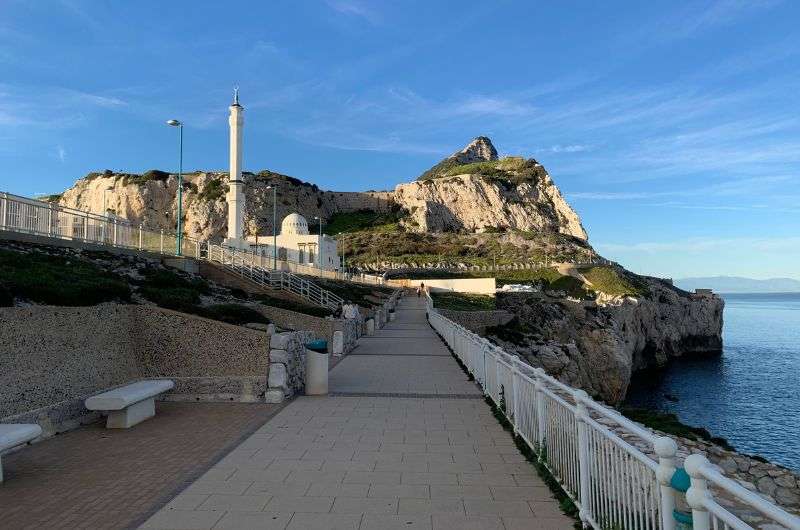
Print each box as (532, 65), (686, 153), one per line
(313, 215), (323, 268)
(265, 185), (277, 270)
(102, 187), (113, 241)
(166, 119), (183, 256)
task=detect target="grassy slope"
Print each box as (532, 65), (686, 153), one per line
(431, 292), (496, 311)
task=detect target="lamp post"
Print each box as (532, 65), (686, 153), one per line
(265, 185), (277, 269)
(313, 215), (323, 269)
(102, 187), (113, 242)
(166, 119), (183, 256)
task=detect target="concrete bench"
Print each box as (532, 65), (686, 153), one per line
(0, 424), (42, 483)
(85, 379), (174, 429)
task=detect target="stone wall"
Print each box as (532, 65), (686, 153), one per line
(437, 308), (514, 333)
(266, 331), (313, 403)
(0, 304), (269, 436)
(249, 305), (357, 354)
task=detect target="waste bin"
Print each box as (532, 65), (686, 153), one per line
(305, 340), (329, 395)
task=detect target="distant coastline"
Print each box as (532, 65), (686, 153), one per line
(676, 276), (800, 293)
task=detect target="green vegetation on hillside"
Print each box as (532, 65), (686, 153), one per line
(252, 293), (333, 318)
(579, 266), (649, 297)
(198, 178), (227, 202)
(326, 209), (403, 234)
(0, 249), (131, 306)
(137, 268), (211, 313)
(199, 304), (270, 326)
(418, 156), (547, 185)
(431, 292), (496, 311)
(621, 408), (734, 451)
(121, 169), (170, 186)
(302, 276), (394, 307)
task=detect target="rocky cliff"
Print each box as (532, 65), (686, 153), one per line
(488, 276), (724, 404)
(54, 137), (586, 242)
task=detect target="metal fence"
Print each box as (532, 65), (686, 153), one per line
(0, 191), (201, 258)
(426, 294), (800, 530)
(205, 243), (344, 310)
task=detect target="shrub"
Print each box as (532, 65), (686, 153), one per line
(0, 249), (131, 306)
(198, 304), (270, 326)
(0, 284), (14, 306)
(198, 178), (227, 202)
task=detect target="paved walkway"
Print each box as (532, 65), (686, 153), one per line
(0, 402), (283, 530)
(141, 296), (574, 530)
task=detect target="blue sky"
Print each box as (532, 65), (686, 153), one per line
(1, 0), (798, 280)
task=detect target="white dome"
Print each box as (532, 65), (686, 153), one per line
(281, 213), (309, 235)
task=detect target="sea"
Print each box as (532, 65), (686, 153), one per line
(624, 292), (800, 471)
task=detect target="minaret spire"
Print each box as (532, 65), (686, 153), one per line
(225, 88), (246, 247)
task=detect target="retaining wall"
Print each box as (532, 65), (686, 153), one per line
(389, 278), (496, 295)
(437, 308), (514, 333)
(0, 304), (270, 436)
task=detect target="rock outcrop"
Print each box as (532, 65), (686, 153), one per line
(54, 137), (587, 242)
(490, 277), (724, 404)
(395, 173), (587, 238)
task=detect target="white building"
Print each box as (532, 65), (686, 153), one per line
(247, 213), (340, 271)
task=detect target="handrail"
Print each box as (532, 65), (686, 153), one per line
(0, 191), (202, 258)
(425, 292), (800, 530)
(205, 242), (344, 310)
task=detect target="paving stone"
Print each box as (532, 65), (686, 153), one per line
(464, 498), (534, 517)
(213, 511), (293, 530)
(399, 498), (466, 515)
(331, 496), (400, 514)
(285, 513), (362, 530)
(140, 509), (223, 529)
(369, 484), (431, 499)
(264, 495), (334, 513)
(195, 494), (271, 512)
(361, 514), (434, 529)
(431, 514), (504, 530)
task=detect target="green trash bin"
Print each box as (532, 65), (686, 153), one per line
(671, 467), (693, 530)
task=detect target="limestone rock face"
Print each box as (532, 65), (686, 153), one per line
(395, 173), (587, 239)
(55, 136), (586, 242)
(493, 278), (724, 404)
(452, 136), (498, 164)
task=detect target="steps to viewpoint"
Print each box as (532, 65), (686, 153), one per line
(140, 296), (572, 530)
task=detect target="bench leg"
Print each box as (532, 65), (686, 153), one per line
(106, 398), (155, 428)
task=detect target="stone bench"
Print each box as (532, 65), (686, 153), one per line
(0, 424), (42, 483)
(85, 379), (174, 429)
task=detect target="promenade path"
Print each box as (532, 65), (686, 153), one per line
(141, 296), (574, 530)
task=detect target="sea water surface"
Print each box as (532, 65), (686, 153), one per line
(625, 293), (800, 471)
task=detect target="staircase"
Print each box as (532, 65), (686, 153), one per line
(204, 243), (343, 310)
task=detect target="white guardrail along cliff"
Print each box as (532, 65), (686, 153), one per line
(0, 192), (345, 310)
(426, 293), (800, 530)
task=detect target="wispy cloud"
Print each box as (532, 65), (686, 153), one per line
(597, 235), (800, 255)
(325, 0), (381, 24)
(56, 145), (66, 163)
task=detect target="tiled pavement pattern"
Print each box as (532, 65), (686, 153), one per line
(142, 296), (574, 529)
(0, 402), (283, 530)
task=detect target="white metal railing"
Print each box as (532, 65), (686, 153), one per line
(0, 192), (344, 311)
(205, 243), (344, 310)
(0, 191), (202, 258)
(425, 293), (800, 530)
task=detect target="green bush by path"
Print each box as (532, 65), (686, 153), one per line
(0, 249), (131, 306)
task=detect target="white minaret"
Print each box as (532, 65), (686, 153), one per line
(225, 87), (246, 246)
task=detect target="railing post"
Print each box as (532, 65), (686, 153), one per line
(574, 389), (591, 526)
(655, 437), (679, 530)
(534, 369), (547, 457)
(685, 454), (711, 530)
(511, 357), (521, 434)
(47, 203), (53, 236)
(112, 219), (118, 247)
(138, 225), (143, 250)
(0, 192), (7, 229)
(84, 212), (89, 240)
(160, 229), (164, 254)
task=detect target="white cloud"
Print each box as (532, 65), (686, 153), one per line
(325, 0), (381, 24)
(56, 145), (66, 162)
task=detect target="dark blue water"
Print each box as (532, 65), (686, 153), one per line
(625, 293), (800, 471)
